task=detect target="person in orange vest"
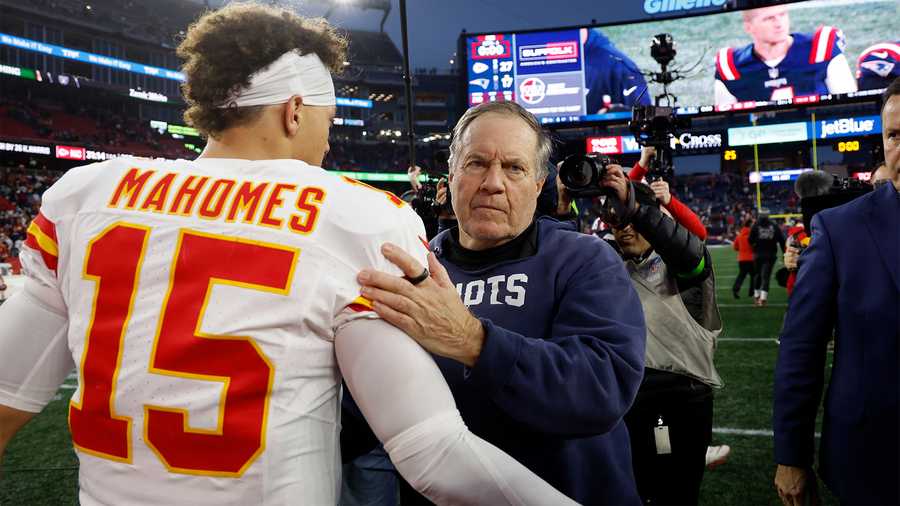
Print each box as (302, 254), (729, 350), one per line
(732, 218), (755, 299)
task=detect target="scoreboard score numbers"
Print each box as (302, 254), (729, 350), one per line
(836, 140), (860, 153)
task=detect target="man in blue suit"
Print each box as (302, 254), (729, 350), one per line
(773, 77), (900, 506)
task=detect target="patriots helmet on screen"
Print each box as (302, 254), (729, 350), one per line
(856, 41), (900, 91)
(715, 25), (848, 104)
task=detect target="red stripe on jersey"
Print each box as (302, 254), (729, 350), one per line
(33, 211), (57, 242)
(810, 26), (823, 64)
(24, 232), (58, 272)
(419, 236), (430, 250)
(823, 28), (837, 61)
(726, 48), (740, 80)
(715, 50), (725, 79)
(348, 303), (373, 313)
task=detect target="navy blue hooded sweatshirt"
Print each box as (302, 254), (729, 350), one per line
(426, 217), (646, 505)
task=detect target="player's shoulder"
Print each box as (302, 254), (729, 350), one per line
(715, 44), (752, 81)
(310, 173), (423, 243)
(40, 157), (147, 219)
(803, 26), (846, 64)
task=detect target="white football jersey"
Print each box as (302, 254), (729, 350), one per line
(19, 156), (428, 505)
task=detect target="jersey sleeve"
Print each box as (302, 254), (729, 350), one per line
(0, 279), (72, 412)
(715, 47), (740, 83)
(332, 205), (430, 333)
(336, 318), (577, 505)
(809, 26), (845, 65)
(20, 210), (61, 292)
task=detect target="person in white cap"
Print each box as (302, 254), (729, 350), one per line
(0, 4), (574, 505)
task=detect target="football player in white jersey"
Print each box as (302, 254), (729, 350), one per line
(0, 4), (574, 505)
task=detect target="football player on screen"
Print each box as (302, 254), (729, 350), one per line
(582, 28), (652, 114)
(714, 5), (857, 106)
(856, 41), (900, 91)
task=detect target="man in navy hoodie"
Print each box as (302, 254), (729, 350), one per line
(355, 101), (647, 505)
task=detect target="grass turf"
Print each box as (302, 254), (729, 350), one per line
(1, 246), (836, 505)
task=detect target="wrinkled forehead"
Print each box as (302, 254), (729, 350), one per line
(461, 113), (539, 160)
(745, 6), (788, 23)
(883, 95), (900, 129)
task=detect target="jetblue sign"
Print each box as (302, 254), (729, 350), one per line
(643, 0), (727, 15)
(816, 115), (881, 139)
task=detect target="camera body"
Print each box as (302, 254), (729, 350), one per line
(650, 33), (676, 67)
(799, 176), (872, 231)
(629, 105), (690, 182)
(558, 153), (614, 198)
(411, 173), (451, 220)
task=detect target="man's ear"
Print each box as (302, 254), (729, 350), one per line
(535, 172), (546, 193)
(283, 95), (304, 136)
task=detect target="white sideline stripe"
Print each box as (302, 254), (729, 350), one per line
(713, 427), (820, 438)
(718, 338), (777, 342)
(59, 384), (77, 390)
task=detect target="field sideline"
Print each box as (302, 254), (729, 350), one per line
(0, 246), (836, 505)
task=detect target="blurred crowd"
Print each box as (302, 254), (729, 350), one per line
(1, 96), (197, 160)
(0, 161), (59, 265)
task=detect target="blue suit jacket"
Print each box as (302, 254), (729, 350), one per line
(774, 182), (899, 505)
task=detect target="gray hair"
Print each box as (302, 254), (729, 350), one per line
(448, 101), (552, 180)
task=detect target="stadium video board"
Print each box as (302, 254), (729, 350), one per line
(462, 0), (897, 124)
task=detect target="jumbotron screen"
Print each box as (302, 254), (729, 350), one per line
(463, 0), (897, 124)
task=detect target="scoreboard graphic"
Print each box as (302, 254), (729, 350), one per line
(464, 0), (896, 125)
(467, 35), (516, 106)
(467, 30), (587, 122)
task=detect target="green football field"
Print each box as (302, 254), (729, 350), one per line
(0, 246), (835, 505)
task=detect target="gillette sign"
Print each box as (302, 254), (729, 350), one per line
(643, 0), (726, 14)
(817, 115), (881, 139)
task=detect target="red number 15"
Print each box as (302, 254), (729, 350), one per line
(69, 223), (297, 477)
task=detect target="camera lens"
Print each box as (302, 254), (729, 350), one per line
(560, 155), (595, 190)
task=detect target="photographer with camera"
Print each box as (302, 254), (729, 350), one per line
(773, 78), (899, 506)
(587, 160), (722, 506)
(626, 147), (708, 241)
(407, 164), (456, 239)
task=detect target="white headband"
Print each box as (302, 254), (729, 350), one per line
(218, 50), (336, 108)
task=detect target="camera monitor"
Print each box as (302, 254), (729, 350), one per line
(461, 0), (896, 125)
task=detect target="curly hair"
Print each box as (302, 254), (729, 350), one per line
(177, 2), (348, 138)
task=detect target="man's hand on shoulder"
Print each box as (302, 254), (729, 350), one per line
(774, 464), (819, 506)
(358, 244), (485, 367)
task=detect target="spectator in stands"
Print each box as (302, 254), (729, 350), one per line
(749, 212), (785, 306)
(353, 101), (647, 505)
(628, 147), (708, 241)
(732, 218), (755, 299)
(603, 175), (721, 506)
